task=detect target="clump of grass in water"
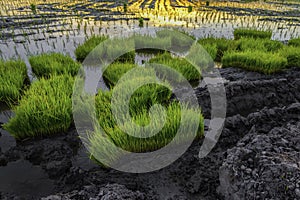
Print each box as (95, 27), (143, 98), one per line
(0, 60), (28, 103)
(87, 78), (203, 165)
(222, 50), (288, 74)
(280, 46), (300, 68)
(30, 3), (37, 15)
(149, 52), (201, 82)
(288, 37), (300, 47)
(4, 75), (74, 139)
(156, 30), (195, 52)
(236, 38), (283, 52)
(234, 28), (272, 40)
(138, 17), (144, 28)
(75, 35), (135, 63)
(103, 63), (138, 87)
(198, 38), (238, 62)
(29, 53), (81, 78)
(75, 35), (108, 62)
(134, 34), (172, 52)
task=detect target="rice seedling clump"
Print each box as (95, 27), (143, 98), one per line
(234, 29), (272, 40)
(75, 35), (135, 63)
(280, 46), (300, 68)
(134, 34), (172, 52)
(103, 63), (138, 87)
(198, 38), (237, 61)
(75, 35), (108, 62)
(4, 75), (74, 139)
(29, 53), (81, 78)
(222, 51), (288, 74)
(288, 37), (300, 47)
(0, 60), (28, 103)
(149, 52), (201, 81)
(236, 38), (283, 52)
(88, 84), (203, 164)
(156, 30), (195, 51)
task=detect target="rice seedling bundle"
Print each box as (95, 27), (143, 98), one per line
(75, 35), (135, 63)
(149, 52), (201, 81)
(288, 37), (300, 47)
(29, 53), (81, 78)
(280, 46), (300, 68)
(4, 75), (74, 139)
(103, 63), (138, 87)
(198, 38), (238, 61)
(134, 34), (172, 52)
(236, 38), (283, 52)
(156, 30), (195, 51)
(234, 29), (272, 40)
(75, 35), (108, 62)
(88, 85), (203, 164)
(222, 50), (288, 74)
(0, 60), (28, 103)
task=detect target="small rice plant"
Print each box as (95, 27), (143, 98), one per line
(222, 50), (288, 74)
(279, 46), (300, 68)
(234, 28), (272, 40)
(75, 35), (108, 62)
(236, 38), (284, 52)
(29, 53), (81, 78)
(138, 18), (144, 28)
(188, 5), (192, 13)
(149, 52), (201, 81)
(123, 3), (127, 12)
(30, 4), (37, 15)
(0, 60), (28, 103)
(4, 75), (74, 139)
(288, 37), (300, 47)
(198, 38), (238, 62)
(103, 63), (138, 87)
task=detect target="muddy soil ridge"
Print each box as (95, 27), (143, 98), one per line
(0, 66), (299, 199)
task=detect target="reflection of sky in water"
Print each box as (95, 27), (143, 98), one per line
(0, 1), (299, 61)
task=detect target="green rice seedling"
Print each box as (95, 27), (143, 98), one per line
(123, 3), (127, 12)
(29, 53), (81, 78)
(134, 34), (172, 52)
(87, 85), (204, 165)
(233, 29), (272, 40)
(279, 46), (300, 68)
(103, 63), (138, 87)
(156, 30), (195, 52)
(222, 50), (288, 74)
(75, 35), (108, 62)
(30, 4), (37, 15)
(236, 38), (284, 52)
(105, 39), (135, 63)
(198, 38), (238, 61)
(188, 5), (192, 13)
(0, 60), (28, 103)
(4, 75), (74, 139)
(288, 37), (300, 47)
(149, 52), (201, 81)
(139, 18), (144, 28)
(76, 36), (135, 63)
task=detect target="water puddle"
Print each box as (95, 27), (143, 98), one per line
(0, 159), (55, 198)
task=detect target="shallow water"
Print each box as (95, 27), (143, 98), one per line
(0, 160), (55, 198)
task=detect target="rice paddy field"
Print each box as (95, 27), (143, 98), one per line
(0, 0), (300, 199)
